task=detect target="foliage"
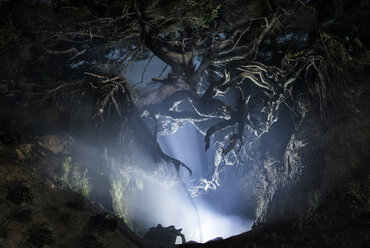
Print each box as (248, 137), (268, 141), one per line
(5, 180), (33, 205)
(285, 49), (306, 59)
(111, 180), (125, 219)
(27, 223), (54, 247)
(9, 208), (32, 223)
(146, 0), (222, 31)
(58, 156), (92, 197)
(110, 168), (145, 225)
(184, 0), (221, 28)
(0, 1), (368, 240)
(81, 233), (102, 248)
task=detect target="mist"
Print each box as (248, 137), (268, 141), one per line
(157, 122), (254, 242)
(105, 121), (253, 243)
(91, 53), (256, 243)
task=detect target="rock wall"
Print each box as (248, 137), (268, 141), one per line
(240, 71), (370, 226)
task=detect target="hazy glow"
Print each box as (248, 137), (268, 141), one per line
(117, 56), (254, 243)
(197, 203), (252, 242)
(155, 122), (253, 242)
(127, 165), (252, 243)
(108, 121), (253, 243)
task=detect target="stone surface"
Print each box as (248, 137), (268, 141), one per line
(36, 135), (73, 155)
(0, 156), (144, 248)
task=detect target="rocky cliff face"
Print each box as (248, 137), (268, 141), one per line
(180, 69), (370, 247)
(0, 141), (146, 248)
(1, 133), (369, 248)
(239, 67), (370, 228)
(0, 0), (369, 247)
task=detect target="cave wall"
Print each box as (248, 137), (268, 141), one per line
(240, 68), (370, 226)
(0, 150), (143, 248)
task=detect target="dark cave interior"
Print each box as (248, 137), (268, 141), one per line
(0, 0), (369, 247)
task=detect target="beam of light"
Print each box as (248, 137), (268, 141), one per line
(116, 55), (254, 243)
(114, 164), (253, 243)
(156, 121), (254, 243)
(190, 202), (253, 242)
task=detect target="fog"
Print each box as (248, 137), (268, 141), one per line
(104, 54), (254, 243)
(108, 121), (253, 243)
(157, 122), (253, 242)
